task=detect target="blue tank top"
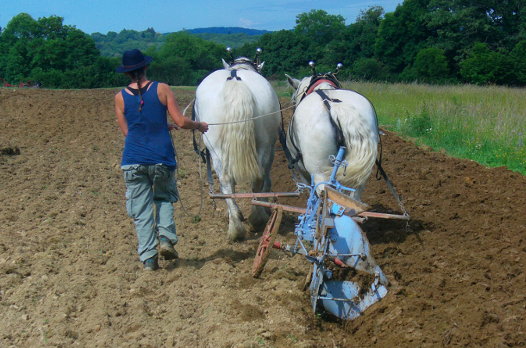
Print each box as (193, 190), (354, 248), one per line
(121, 81), (176, 168)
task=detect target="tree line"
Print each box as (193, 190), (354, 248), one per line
(1, 0), (525, 88)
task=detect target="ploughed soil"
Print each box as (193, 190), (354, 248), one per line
(0, 87), (525, 348)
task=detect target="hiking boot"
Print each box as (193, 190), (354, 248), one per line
(143, 255), (159, 271)
(159, 236), (178, 260)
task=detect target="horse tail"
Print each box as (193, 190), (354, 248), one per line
(218, 78), (260, 183)
(329, 103), (379, 188)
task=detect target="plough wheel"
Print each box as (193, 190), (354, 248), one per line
(252, 207), (283, 278)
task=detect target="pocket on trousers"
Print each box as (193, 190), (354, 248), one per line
(122, 165), (143, 217)
(153, 166), (178, 203)
(125, 188), (133, 217)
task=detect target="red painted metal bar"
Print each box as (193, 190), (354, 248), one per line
(210, 192), (300, 199)
(251, 200), (410, 220)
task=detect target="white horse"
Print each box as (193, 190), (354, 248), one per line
(194, 57), (281, 241)
(285, 73), (379, 201)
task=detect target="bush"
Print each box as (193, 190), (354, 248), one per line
(406, 108), (432, 137)
(459, 43), (515, 85)
(351, 57), (386, 81)
(413, 47), (449, 82)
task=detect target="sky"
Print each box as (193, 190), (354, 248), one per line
(0, 0), (404, 34)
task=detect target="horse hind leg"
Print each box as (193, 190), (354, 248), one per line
(249, 149), (274, 231)
(209, 150), (246, 241)
(226, 198), (246, 241)
(220, 178), (247, 242)
(248, 177), (271, 231)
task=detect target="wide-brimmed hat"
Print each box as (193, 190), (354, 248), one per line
(115, 49), (153, 73)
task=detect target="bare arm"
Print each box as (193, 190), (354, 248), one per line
(114, 91), (128, 136)
(158, 83), (208, 133)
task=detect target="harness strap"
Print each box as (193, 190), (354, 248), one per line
(279, 122), (300, 169)
(284, 110), (304, 168)
(315, 90), (345, 148)
(227, 70), (241, 81)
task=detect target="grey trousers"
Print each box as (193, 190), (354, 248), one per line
(122, 164), (178, 262)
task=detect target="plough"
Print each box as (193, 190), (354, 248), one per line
(250, 146), (408, 320)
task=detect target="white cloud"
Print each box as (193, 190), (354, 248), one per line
(239, 17), (256, 28)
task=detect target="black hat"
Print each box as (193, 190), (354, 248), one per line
(115, 49), (153, 73)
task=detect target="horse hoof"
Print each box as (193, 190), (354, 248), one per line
(249, 209), (271, 231)
(248, 216), (267, 231)
(228, 228), (246, 242)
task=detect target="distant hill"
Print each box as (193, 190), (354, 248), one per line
(184, 27), (271, 48)
(184, 27), (271, 36)
(92, 27), (271, 56)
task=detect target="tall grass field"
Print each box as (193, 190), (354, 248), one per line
(273, 81), (525, 175)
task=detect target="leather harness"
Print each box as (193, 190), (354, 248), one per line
(284, 75), (344, 168)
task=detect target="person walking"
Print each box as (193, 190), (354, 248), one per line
(114, 49), (208, 271)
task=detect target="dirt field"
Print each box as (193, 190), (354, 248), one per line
(0, 87), (525, 347)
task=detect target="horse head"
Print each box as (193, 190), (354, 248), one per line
(222, 47), (265, 73)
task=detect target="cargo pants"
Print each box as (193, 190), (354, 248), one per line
(122, 164), (179, 262)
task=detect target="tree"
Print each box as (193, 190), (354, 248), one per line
(0, 13), (116, 88)
(375, 0), (432, 73)
(351, 57), (387, 81)
(295, 9), (346, 44)
(459, 42), (515, 85)
(325, 6), (384, 68)
(149, 32), (224, 85)
(413, 47), (449, 82)
(255, 30), (310, 77)
(294, 10), (346, 64)
(510, 40), (526, 84)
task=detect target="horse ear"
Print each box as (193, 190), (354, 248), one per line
(257, 61), (265, 71)
(222, 58), (230, 69)
(285, 74), (300, 89)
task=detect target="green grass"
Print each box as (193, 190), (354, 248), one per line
(274, 81), (526, 175)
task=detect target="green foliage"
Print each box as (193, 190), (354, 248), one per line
(0, 13), (117, 88)
(375, 0), (431, 74)
(405, 107), (433, 137)
(294, 10), (346, 45)
(510, 40), (526, 84)
(294, 10), (347, 66)
(351, 58), (386, 81)
(459, 43), (515, 85)
(148, 32), (225, 85)
(91, 28), (263, 57)
(189, 32), (262, 48)
(254, 30), (310, 78)
(413, 47), (449, 82)
(2, 1), (526, 88)
(91, 28), (165, 57)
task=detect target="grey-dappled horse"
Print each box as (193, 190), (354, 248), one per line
(285, 72), (379, 200)
(194, 57), (281, 241)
